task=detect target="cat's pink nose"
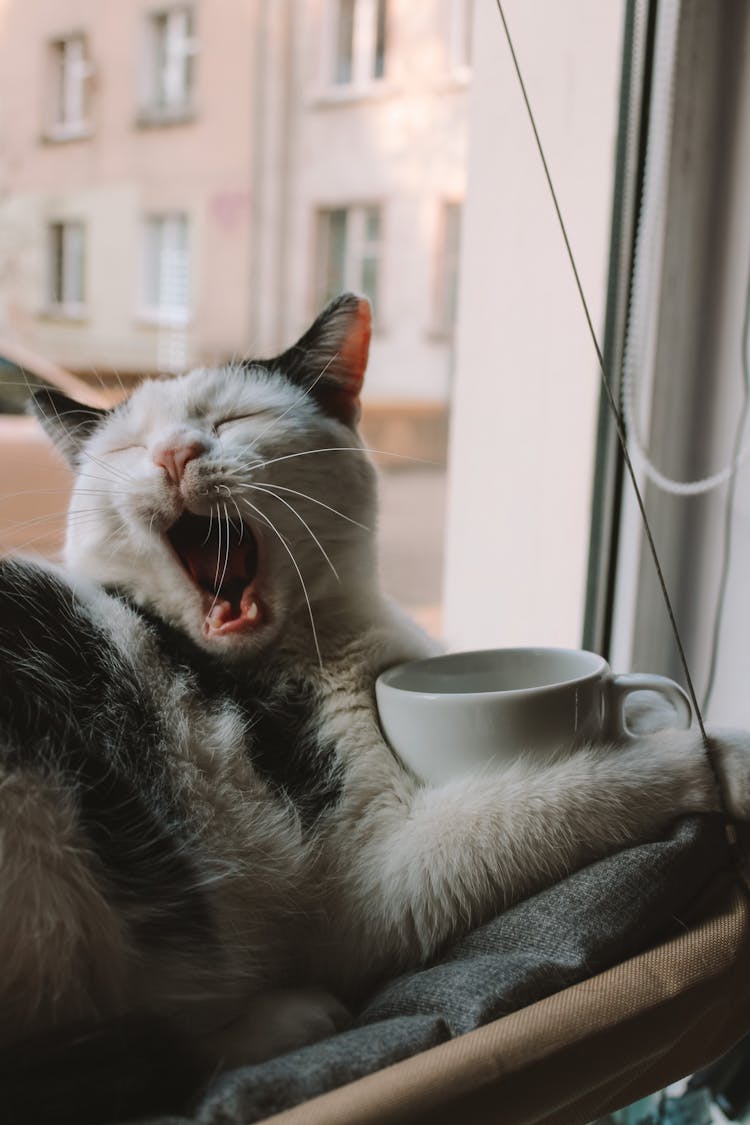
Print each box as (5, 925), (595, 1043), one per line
(152, 440), (207, 485)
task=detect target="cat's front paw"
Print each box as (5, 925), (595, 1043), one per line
(210, 987), (351, 1067)
(707, 728), (750, 821)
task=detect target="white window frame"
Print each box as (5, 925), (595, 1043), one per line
(139, 214), (191, 327)
(602, 0), (750, 725)
(315, 204), (383, 320)
(47, 220), (87, 316)
(320, 0), (389, 97)
(46, 34), (93, 141)
(140, 7), (197, 121)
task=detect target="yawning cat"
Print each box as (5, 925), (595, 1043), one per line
(1, 293), (748, 1123)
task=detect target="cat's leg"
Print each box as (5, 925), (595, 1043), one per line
(330, 726), (747, 977)
(204, 987), (351, 1068)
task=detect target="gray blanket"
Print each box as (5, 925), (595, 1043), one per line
(150, 816), (729, 1124)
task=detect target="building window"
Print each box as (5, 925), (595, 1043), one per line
(316, 205), (382, 317)
(47, 35), (93, 139)
(447, 0), (474, 73)
(48, 221), (86, 312)
(434, 202), (462, 335)
(329, 0), (388, 89)
(141, 214), (190, 325)
(141, 7), (196, 120)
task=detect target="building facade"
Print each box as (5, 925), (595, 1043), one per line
(0, 0), (471, 429)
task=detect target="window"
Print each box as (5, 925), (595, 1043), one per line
(47, 35), (92, 139)
(141, 7), (196, 119)
(316, 205), (381, 316)
(328, 0), (388, 89)
(433, 202), (462, 335)
(447, 0), (474, 73)
(47, 221), (86, 312)
(141, 214), (190, 325)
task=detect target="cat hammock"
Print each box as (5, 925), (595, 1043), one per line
(146, 820), (749, 1125)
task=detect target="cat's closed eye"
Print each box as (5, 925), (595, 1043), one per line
(214, 412), (270, 432)
(106, 443), (146, 455)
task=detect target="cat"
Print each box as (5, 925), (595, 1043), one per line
(1, 291), (749, 1123)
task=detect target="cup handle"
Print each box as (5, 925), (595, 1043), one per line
(604, 673), (692, 741)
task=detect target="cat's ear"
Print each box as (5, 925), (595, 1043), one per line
(30, 388), (108, 466)
(272, 293), (371, 428)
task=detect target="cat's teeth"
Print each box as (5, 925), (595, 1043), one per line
(246, 599), (259, 622)
(208, 606), (225, 623)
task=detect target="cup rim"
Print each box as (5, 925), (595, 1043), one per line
(376, 646), (609, 700)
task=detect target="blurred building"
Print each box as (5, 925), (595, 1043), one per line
(0, 0), (472, 457)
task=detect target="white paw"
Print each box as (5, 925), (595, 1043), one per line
(211, 987), (350, 1067)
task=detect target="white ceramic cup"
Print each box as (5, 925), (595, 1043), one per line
(375, 647), (692, 785)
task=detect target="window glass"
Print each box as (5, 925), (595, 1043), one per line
(48, 221), (85, 306)
(48, 35), (90, 135)
(143, 214), (189, 322)
(333, 0), (355, 85)
(373, 0), (387, 79)
(434, 202), (462, 335)
(146, 7), (195, 112)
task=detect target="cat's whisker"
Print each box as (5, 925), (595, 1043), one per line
(244, 482), (339, 583)
(237, 494), (323, 669)
(0, 487), (123, 501)
(204, 504), (233, 625)
(0, 506), (111, 535)
(37, 391), (131, 487)
(211, 505), (224, 608)
(225, 495), (246, 544)
(217, 487), (244, 539)
(236, 481), (370, 532)
(201, 507), (216, 547)
(76, 469), (134, 488)
(1, 512), (110, 553)
(236, 446), (437, 473)
(81, 448), (134, 486)
(234, 353), (340, 458)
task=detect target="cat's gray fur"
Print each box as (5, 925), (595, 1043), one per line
(1, 294), (748, 1118)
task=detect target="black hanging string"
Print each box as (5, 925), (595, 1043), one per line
(493, 0), (740, 849)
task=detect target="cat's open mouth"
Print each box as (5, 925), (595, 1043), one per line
(166, 511), (265, 638)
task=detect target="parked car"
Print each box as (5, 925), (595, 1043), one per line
(0, 340), (109, 559)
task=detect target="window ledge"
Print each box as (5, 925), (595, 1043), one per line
(309, 81), (399, 109)
(434, 69), (472, 92)
(39, 304), (89, 323)
(40, 123), (94, 144)
(135, 105), (196, 129)
(135, 309), (191, 329)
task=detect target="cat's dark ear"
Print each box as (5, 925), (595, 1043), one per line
(30, 388), (108, 466)
(272, 293), (371, 428)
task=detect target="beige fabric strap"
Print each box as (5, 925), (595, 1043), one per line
(267, 874), (750, 1125)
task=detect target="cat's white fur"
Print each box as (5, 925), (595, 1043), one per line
(5, 293), (750, 1072)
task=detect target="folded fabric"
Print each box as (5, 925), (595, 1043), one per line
(146, 815), (730, 1125)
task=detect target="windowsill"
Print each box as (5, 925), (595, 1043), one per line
(435, 68), (472, 92)
(135, 309), (191, 329)
(135, 104), (196, 129)
(39, 304), (89, 323)
(40, 122), (94, 144)
(309, 81), (399, 109)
